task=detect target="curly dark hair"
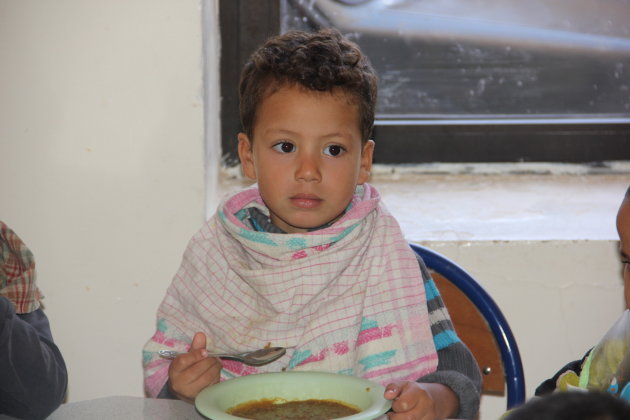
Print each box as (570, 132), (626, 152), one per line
(504, 391), (630, 420)
(238, 28), (378, 143)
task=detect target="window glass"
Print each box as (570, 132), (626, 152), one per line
(283, 0), (630, 122)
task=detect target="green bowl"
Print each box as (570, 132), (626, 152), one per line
(195, 371), (392, 420)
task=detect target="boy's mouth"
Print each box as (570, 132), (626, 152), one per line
(290, 194), (322, 209)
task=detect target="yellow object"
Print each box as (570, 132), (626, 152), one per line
(557, 370), (580, 391)
(587, 339), (628, 390)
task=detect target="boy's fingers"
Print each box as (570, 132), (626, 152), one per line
(170, 349), (207, 373)
(189, 357), (223, 389)
(190, 332), (208, 354)
(171, 357), (222, 401)
(384, 382), (403, 400)
(169, 333), (209, 376)
(386, 382), (420, 413)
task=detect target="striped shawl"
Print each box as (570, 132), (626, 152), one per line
(143, 183), (437, 397)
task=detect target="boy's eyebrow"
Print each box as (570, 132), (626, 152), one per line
(265, 128), (353, 140)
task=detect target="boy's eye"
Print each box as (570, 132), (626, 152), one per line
(272, 142), (295, 153)
(324, 144), (345, 157)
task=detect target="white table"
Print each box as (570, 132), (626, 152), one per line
(0, 396), (204, 420)
(46, 396), (204, 419)
(0, 397), (456, 420)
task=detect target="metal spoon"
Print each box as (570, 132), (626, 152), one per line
(158, 346), (287, 366)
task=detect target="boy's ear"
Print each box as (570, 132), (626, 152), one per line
(237, 133), (257, 180)
(358, 139), (375, 185)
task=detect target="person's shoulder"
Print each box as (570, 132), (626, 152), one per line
(0, 294), (13, 314)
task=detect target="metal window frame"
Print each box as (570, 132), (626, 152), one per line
(219, 0), (630, 166)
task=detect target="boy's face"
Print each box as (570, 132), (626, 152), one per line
(617, 197), (630, 309)
(238, 84), (374, 234)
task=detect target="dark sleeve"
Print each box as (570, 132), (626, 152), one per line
(534, 350), (591, 396)
(0, 296), (68, 420)
(415, 256), (482, 420)
(156, 380), (177, 399)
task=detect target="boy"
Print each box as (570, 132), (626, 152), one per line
(535, 184), (630, 396)
(143, 28), (481, 419)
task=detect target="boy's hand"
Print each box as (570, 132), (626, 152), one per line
(384, 381), (457, 420)
(168, 332), (222, 403)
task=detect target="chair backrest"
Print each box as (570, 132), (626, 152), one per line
(409, 243), (526, 410)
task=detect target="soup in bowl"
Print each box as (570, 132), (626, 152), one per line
(195, 371), (392, 420)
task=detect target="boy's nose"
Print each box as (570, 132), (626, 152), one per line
(295, 153), (321, 182)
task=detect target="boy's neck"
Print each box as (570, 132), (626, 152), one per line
(242, 207), (336, 234)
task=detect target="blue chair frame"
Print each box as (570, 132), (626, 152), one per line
(410, 243), (526, 409)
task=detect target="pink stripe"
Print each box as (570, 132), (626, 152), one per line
(298, 347), (329, 366)
(144, 358), (170, 371)
(151, 331), (182, 348)
(294, 341), (352, 368)
(276, 302), (430, 349)
(357, 324), (395, 346)
(363, 353), (439, 381)
(333, 341), (350, 355)
(222, 360), (260, 376)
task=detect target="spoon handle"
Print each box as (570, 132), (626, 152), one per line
(158, 349), (228, 360)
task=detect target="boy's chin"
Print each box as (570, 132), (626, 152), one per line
(277, 221), (324, 234)
(281, 224), (314, 234)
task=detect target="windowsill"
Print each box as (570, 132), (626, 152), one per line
(216, 162), (630, 242)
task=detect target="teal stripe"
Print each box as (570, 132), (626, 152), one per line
(288, 349), (312, 369)
(157, 318), (168, 332)
(424, 278), (440, 301)
(359, 350), (397, 370)
(360, 317), (378, 331)
(331, 223), (358, 243)
(219, 210), (277, 246)
(337, 368), (354, 376)
(234, 208), (249, 223)
(434, 330), (460, 350)
(239, 228), (277, 246)
(286, 237), (307, 250)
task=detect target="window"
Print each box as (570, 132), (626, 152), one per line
(219, 0), (630, 165)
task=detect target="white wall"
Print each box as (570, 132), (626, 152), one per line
(0, 0), (209, 401)
(375, 174), (628, 419)
(426, 240), (623, 419)
(1, 2), (627, 420)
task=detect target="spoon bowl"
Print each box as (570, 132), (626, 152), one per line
(158, 346), (286, 366)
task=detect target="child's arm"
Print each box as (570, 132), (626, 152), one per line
(167, 332), (222, 403)
(385, 381), (458, 419)
(412, 256), (483, 419)
(143, 318), (221, 401)
(0, 296), (67, 420)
